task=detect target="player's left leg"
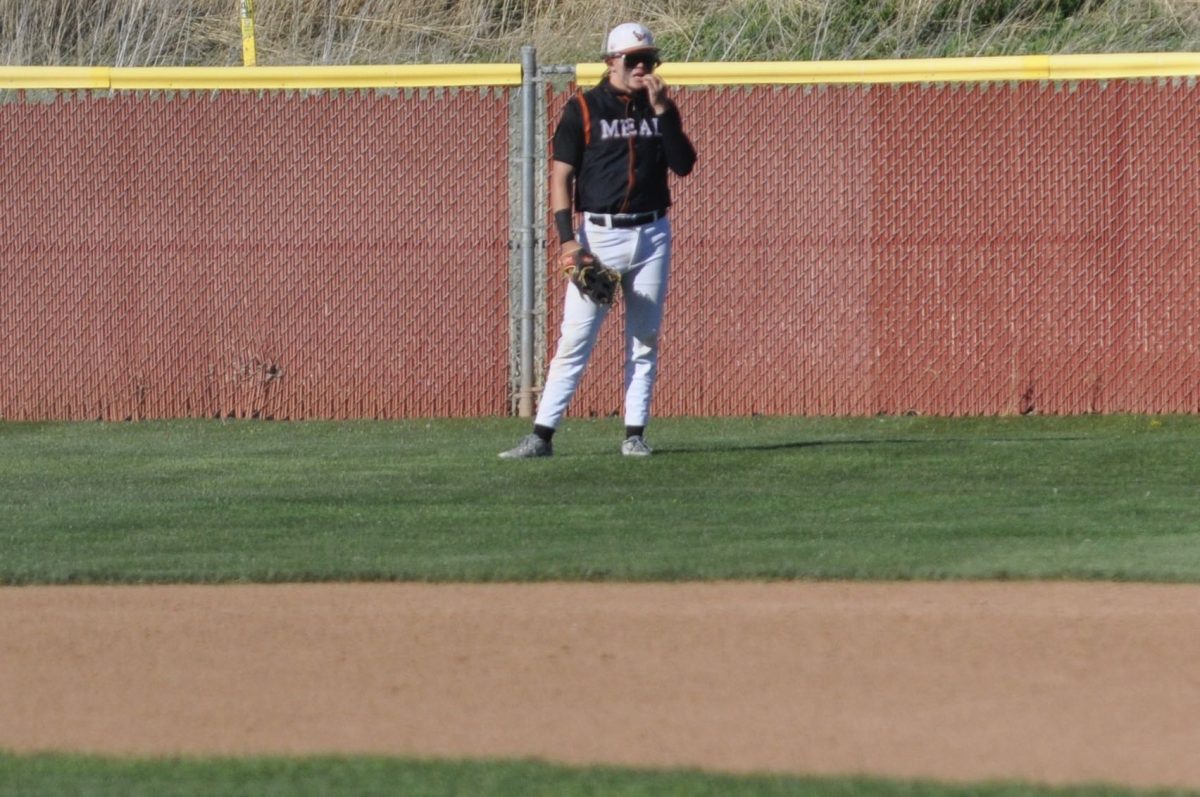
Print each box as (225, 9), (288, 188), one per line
(621, 217), (672, 455)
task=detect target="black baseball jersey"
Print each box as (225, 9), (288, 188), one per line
(552, 77), (697, 215)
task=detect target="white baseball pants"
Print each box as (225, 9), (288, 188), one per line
(535, 215), (672, 430)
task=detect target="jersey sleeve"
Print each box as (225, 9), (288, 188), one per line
(551, 96), (585, 168)
(657, 105), (697, 177)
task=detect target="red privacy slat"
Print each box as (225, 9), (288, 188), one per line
(3, 79), (1200, 420)
(0, 90), (509, 419)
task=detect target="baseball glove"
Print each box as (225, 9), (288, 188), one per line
(562, 247), (620, 306)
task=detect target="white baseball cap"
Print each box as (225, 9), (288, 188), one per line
(605, 22), (657, 56)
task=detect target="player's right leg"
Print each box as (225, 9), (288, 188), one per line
(499, 285), (608, 459)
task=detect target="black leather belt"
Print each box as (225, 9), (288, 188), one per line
(587, 209), (666, 228)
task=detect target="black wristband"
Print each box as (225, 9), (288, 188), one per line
(554, 209), (575, 244)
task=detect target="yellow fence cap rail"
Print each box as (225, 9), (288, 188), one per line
(1048, 52), (1200, 80)
(0, 64), (521, 90)
(0, 66), (110, 89)
(576, 56), (1051, 86)
(5, 52), (1200, 91)
(577, 52), (1200, 86)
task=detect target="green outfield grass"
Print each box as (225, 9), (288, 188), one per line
(2, 415), (1199, 584)
(1, 753), (1196, 797)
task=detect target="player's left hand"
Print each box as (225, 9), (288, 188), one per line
(644, 74), (671, 115)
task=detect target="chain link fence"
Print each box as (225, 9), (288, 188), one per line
(2, 65), (1199, 419)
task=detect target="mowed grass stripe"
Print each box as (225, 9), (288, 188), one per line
(1, 753), (1197, 797)
(2, 416), (1199, 584)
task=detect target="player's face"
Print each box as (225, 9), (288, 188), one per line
(610, 50), (660, 91)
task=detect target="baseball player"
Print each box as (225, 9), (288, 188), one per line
(500, 22), (697, 459)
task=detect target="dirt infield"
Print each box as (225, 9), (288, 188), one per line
(2, 582), (1199, 789)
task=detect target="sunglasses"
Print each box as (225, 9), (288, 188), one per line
(622, 52), (661, 70)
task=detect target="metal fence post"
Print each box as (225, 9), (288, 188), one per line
(517, 45), (538, 418)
